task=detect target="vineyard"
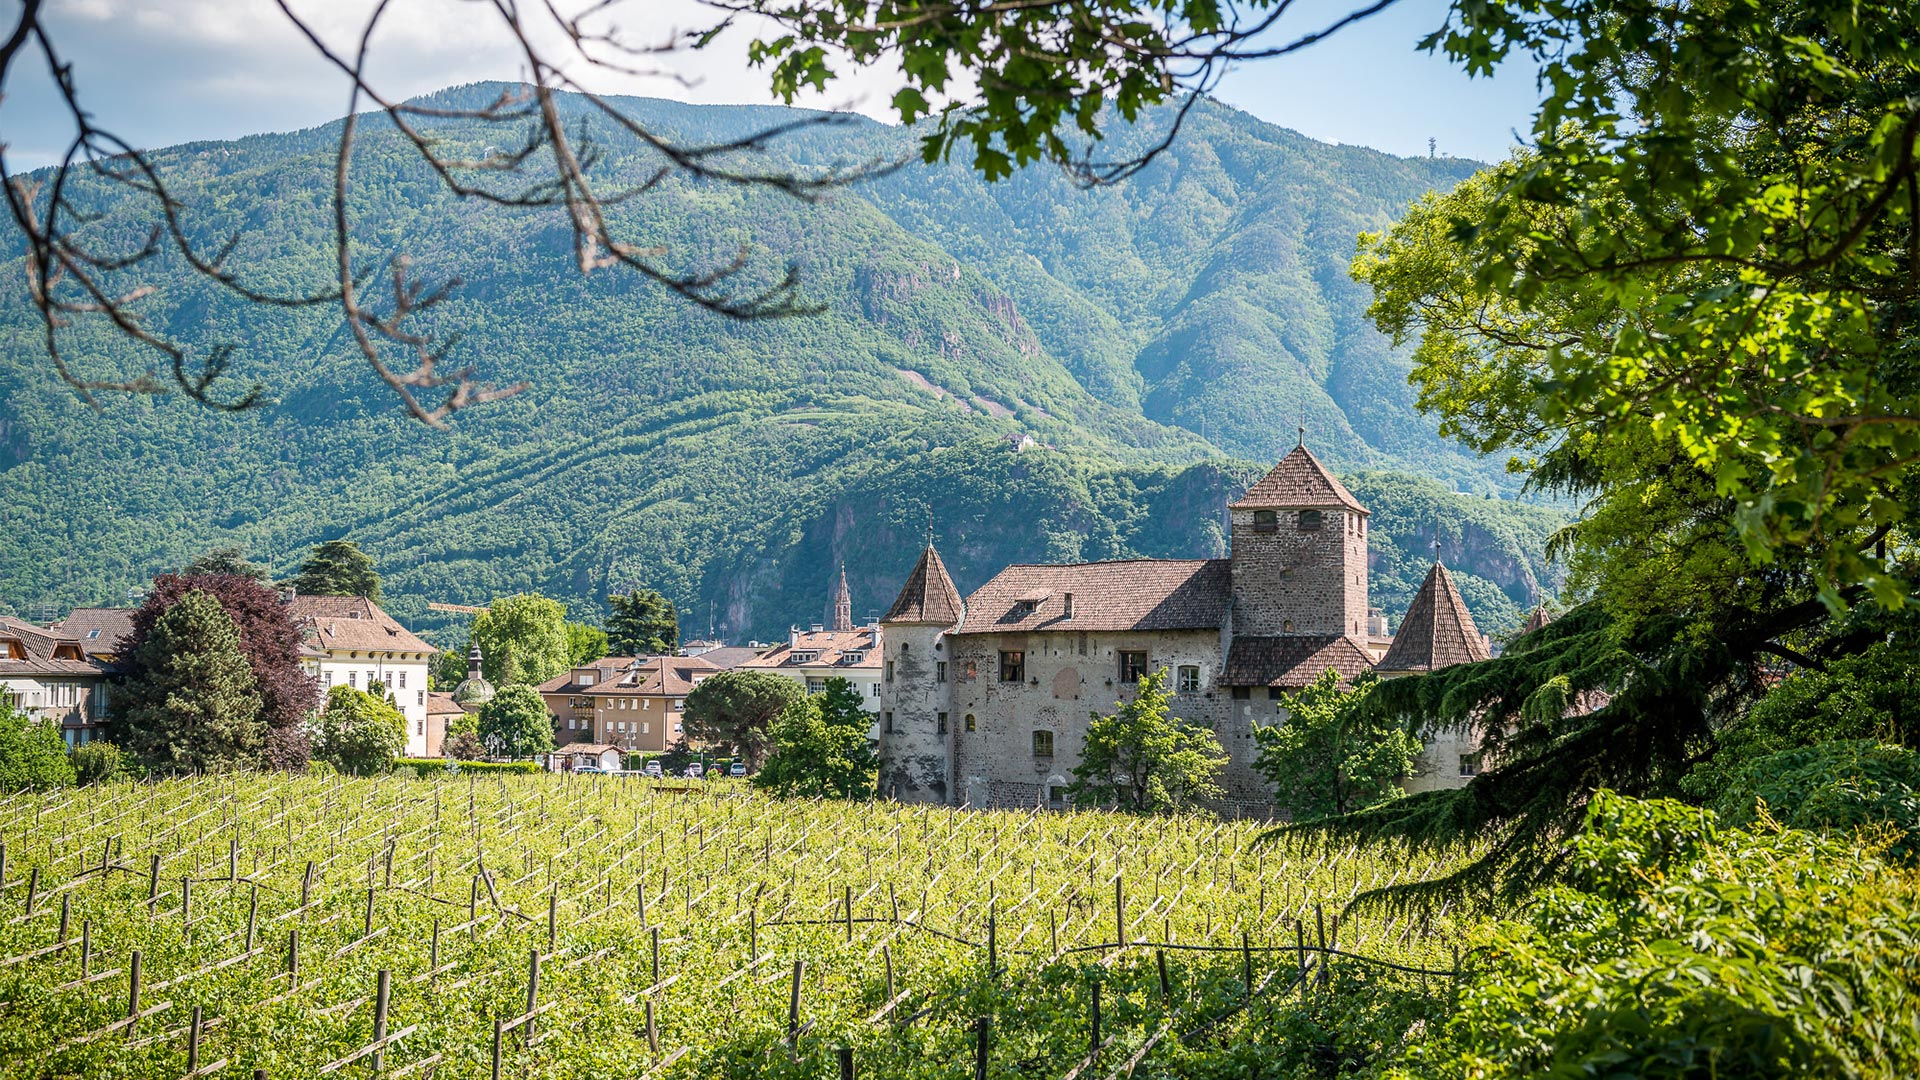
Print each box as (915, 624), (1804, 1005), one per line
(0, 774), (1478, 1079)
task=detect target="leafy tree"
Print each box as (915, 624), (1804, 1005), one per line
(0, 698), (76, 790)
(314, 684), (407, 776)
(470, 595), (570, 687)
(443, 730), (485, 761)
(565, 621), (609, 667)
(1068, 669), (1225, 814)
(1710, 741), (1920, 866)
(116, 589), (265, 772)
(475, 684), (555, 760)
(68, 740), (129, 785)
(126, 572), (316, 769)
(1255, 672), (1419, 820)
(753, 678), (878, 798)
(291, 540), (382, 602)
(431, 647), (469, 692)
(1393, 792), (1920, 1079)
(681, 669), (804, 771)
(181, 547), (270, 582)
(607, 589), (679, 656)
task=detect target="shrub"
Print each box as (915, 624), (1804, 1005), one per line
(396, 758), (541, 777)
(313, 685), (407, 776)
(1712, 740), (1920, 863)
(0, 700), (76, 790)
(69, 741), (130, 785)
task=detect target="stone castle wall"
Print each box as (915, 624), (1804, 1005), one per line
(1228, 507), (1368, 638)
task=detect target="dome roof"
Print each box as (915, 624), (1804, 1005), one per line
(451, 674), (495, 707)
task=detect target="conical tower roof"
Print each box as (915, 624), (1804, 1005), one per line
(1378, 562), (1490, 673)
(1522, 606), (1554, 635)
(1230, 444), (1367, 513)
(882, 545), (963, 627)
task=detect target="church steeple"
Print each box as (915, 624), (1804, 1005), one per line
(829, 564), (854, 632)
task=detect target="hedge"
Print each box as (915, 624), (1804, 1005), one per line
(395, 758), (543, 777)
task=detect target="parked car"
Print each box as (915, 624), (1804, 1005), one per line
(684, 763), (704, 779)
(574, 766), (604, 775)
(642, 761), (663, 778)
(728, 762), (747, 778)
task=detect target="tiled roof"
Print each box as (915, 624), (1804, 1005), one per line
(1230, 445), (1367, 513)
(538, 655), (717, 696)
(742, 627), (881, 671)
(425, 692), (466, 716)
(1219, 635), (1375, 688)
(49, 607), (136, 658)
(558, 743), (623, 756)
(952, 559), (1230, 635)
(882, 545), (964, 626)
(0, 617), (108, 677)
(1377, 563), (1491, 673)
(287, 596), (436, 655)
(689, 646), (763, 669)
(1522, 607), (1554, 635)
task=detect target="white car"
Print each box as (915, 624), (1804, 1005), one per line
(642, 762), (663, 778)
(683, 763), (704, 779)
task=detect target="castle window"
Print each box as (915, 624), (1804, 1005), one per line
(1231, 686), (1251, 700)
(937, 712), (949, 734)
(1049, 786), (1067, 805)
(1459, 752), (1482, 777)
(1032, 730), (1055, 757)
(965, 714), (977, 732)
(1298, 510), (1323, 532)
(936, 661), (948, 683)
(1253, 509), (1278, 533)
(884, 711), (894, 733)
(1284, 619), (1295, 632)
(999, 651), (1025, 682)
(885, 660), (894, 683)
(1177, 665), (1201, 693)
(1118, 651), (1148, 683)
(1010, 600), (1039, 619)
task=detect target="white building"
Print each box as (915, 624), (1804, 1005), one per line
(288, 595), (439, 758)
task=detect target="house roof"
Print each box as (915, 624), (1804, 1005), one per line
(558, 743), (624, 756)
(952, 559), (1230, 636)
(690, 646), (762, 669)
(1230, 444), (1367, 513)
(538, 655), (717, 696)
(882, 545), (965, 626)
(49, 607), (136, 658)
(1522, 607), (1554, 635)
(425, 691), (466, 716)
(0, 617), (109, 677)
(1219, 635), (1375, 689)
(1377, 563), (1491, 673)
(287, 595), (436, 655)
(742, 627), (881, 672)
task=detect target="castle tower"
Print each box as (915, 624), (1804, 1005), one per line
(1228, 442), (1370, 639)
(828, 565), (854, 632)
(1376, 561), (1490, 675)
(877, 543), (964, 805)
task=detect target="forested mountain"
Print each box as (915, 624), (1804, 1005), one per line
(0, 84), (1555, 641)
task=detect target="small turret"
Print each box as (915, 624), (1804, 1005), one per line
(877, 543), (965, 805)
(451, 643), (495, 707)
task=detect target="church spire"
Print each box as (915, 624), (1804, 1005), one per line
(829, 564), (854, 632)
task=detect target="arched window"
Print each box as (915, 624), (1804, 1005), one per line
(1298, 510), (1323, 532)
(1253, 509), (1278, 533)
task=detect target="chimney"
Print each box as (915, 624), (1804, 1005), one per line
(790, 626), (800, 650)
(1062, 592), (1075, 620)
(810, 622), (824, 634)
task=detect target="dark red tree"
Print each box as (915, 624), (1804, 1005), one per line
(122, 574), (317, 768)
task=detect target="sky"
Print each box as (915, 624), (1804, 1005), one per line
(1, 0), (1540, 169)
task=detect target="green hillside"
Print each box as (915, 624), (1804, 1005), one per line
(0, 85), (1555, 640)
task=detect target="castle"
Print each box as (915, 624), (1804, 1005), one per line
(875, 443), (1489, 815)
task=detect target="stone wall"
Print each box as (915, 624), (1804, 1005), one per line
(875, 622), (954, 804)
(1228, 507), (1368, 638)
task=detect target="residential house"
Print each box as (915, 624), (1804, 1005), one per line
(1, 617), (114, 747)
(423, 692), (465, 757)
(740, 624), (883, 713)
(287, 595), (439, 758)
(536, 655), (718, 754)
(549, 744), (626, 772)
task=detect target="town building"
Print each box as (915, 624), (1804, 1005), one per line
(0, 617), (114, 747)
(536, 654), (718, 754)
(740, 623), (883, 715)
(423, 692), (464, 757)
(876, 442), (1487, 816)
(287, 595), (439, 758)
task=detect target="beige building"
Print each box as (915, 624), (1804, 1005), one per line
(740, 624), (883, 713)
(288, 596), (439, 758)
(876, 443), (1490, 816)
(1, 617), (114, 747)
(537, 655), (718, 754)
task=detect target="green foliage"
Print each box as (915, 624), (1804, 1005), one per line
(682, 669), (806, 771)
(469, 594), (570, 687)
(180, 546), (270, 581)
(1710, 741), (1920, 865)
(290, 540), (382, 602)
(67, 740), (129, 785)
(1394, 792), (1920, 1079)
(396, 757), (540, 776)
(115, 589), (265, 773)
(0, 698), (75, 790)
(1069, 669), (1226, 814)
(443, 730), (485, 761)
(430, 647), (468, 692)
(474, 683), (555, 759)
(753, 678), (877, 799)
(313, 684), (407, 776)
(564, 621), (609, 667)
(606, 589), (679, 657)
(1255, 672), (1419, 820)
